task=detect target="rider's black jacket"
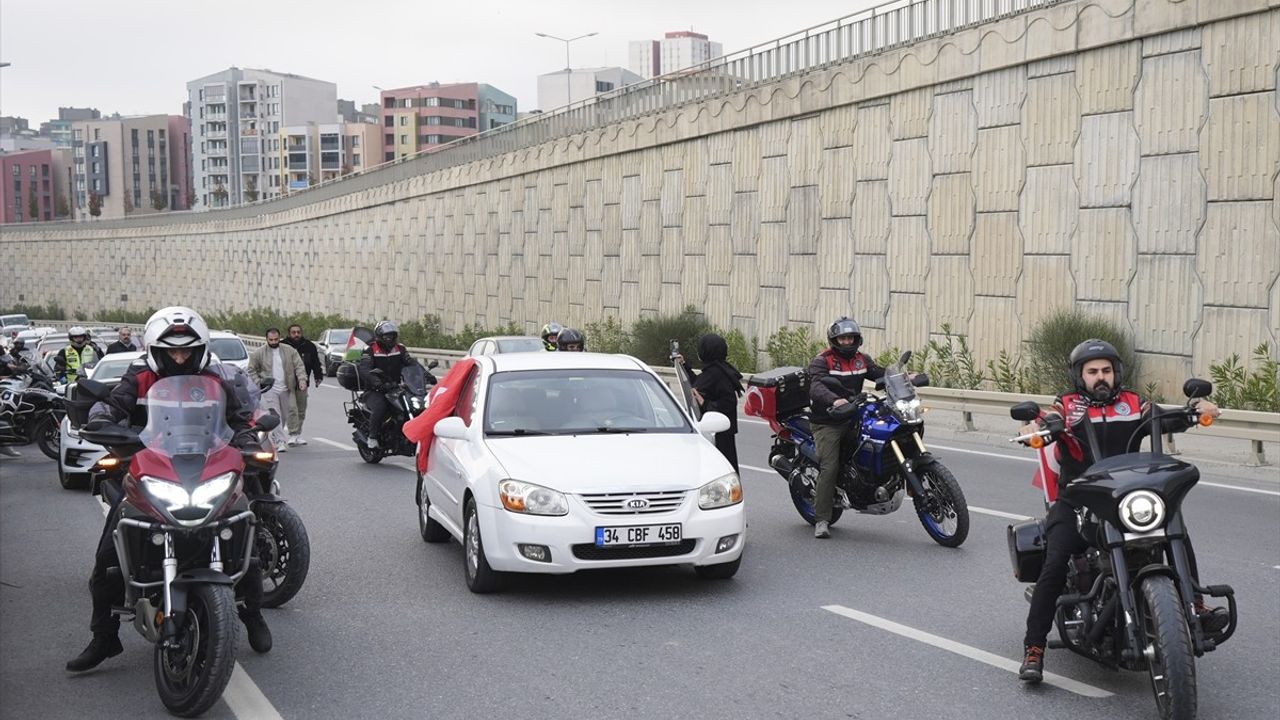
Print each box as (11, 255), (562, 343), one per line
(807, 349), (885, 426)
(356, 342), (418, 389)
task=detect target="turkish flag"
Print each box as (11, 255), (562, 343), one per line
(404, 358), (477, 472)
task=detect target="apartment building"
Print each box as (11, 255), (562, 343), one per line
(379, 82), (516, 162)
(629, 31), (723, 80)
(70, 115), (186, 220)
(278, 121), (381, 193)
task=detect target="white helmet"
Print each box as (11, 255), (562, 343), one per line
(142, 306), (211, 375)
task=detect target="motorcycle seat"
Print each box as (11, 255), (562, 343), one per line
(784, 415), (811, 436)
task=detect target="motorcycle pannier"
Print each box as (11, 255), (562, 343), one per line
(335, 362), (362, 392)
(745, 366), (809, 419)
(1007, 518), (1046, 583)
(66, 384), (97, 430)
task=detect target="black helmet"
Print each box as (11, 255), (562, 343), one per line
(827, 317), (862, 359)
(556, 327), (585, 352)
(10, 338), (24, 351)
(1069, 338), (1123, 402)
(374, 320), (399, 349)
(541, 322), (563, 351)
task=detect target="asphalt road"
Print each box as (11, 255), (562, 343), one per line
(2, 383), (1277, 720)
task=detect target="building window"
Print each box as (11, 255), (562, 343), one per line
(383, 97), (395, 108)
(11, 165), (18, 177)
(92, 162), (100, 174)
(73, 129), (82, 140)
(595, 81), (614, 92)
(353, 153), (361, 165)
(400, 134), (408, 144)
(384, 115), (393, 127)
(398, 115), (408, 126)
(41, 164), (49, 177)
(351, 136), (360, 147)
(93, 128), (100, 140)
(384, 133), (394, 145)
(385, 151), (395, 161)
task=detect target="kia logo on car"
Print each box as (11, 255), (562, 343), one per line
(625, 498), (650, 510)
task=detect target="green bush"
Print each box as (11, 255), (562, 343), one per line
(93, 308), (159, 325)
(2, 303), (66, 321)
(626, 305), (714, 366)
(765, 325), (824, 369)
(1025, 309), (1141, 395)
(204, 308), (363, 343)
(922, 324), (985, 389)
(1209, 342), (1279, 412)
(986, 350), (1039, 394)
(584, 316), (630, 354)
(719, 328), (758, 373)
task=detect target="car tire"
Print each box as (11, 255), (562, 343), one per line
(463, 496), (504, 594)
(416, 471), (451, 544)
(694, 553), (742, 580)
(57, 461), (90, 491)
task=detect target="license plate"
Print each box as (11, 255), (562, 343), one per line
(595, 523), (682, 547)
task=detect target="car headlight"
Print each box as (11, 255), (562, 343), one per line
(698, 473), (743, 510)
(894, 398), (923, 423)
(1118, 490), (1165, 533)
(499, 479), (569, 516)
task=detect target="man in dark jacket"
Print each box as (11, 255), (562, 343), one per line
(356, 320), (419, 449)
(678, 333), (744, 472)
(807, 317), (885, 539)
(283, 324), (323, 445)
(104, 327), (139, 355)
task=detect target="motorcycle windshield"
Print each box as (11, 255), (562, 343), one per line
(882, 371), (916, 402)
(139, 375), (233, 456)
(401, 363), (427, 396)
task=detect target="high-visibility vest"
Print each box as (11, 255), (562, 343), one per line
(65, 344), (97, 383)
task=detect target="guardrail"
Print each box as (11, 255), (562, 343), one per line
(25, 320), (1280, 464)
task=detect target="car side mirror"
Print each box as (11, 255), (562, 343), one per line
(434, 416), (468, 440)
(75, 378), (112, 402)
(255, 412), (281, 432)
(428, 359), (439, 370)
(697, 411), (731, 435)
(1182, 378), (1212, 399)
(1010, 401), (1041, 422)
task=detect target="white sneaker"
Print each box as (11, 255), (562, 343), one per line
(294, 435), (307, 446)
(287, 435), (300, 446)
(276, 442), (289, 453)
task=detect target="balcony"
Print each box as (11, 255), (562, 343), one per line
(207, 146), (227, 157)
(206, 112), (227, 122)
(206, 130), (227, 139)
(287, 161), (309, 171)
(286, 144), (307, 153)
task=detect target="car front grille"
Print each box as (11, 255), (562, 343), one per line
(578, 490), (687, 515)
(571, 540), (697, 561)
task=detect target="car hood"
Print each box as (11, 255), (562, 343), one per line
(482, 432), (733, 493)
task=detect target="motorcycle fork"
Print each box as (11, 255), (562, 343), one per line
(1106, 538), (1145, 665)
(887, 434), (927, 497)
(160, 532), (182, 644)
(1167, 536), (1209, 654)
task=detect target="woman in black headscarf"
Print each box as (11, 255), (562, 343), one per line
(679, 333), (744, 472)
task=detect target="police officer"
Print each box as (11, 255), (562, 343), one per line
(54, 326), (104, 384)
(540, 322), (563, 351)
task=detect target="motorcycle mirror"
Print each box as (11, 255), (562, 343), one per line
(911, 372), (930, 388)
(1010, 401), (1041, 422)
(1182, 378), (1212, 399)
(75, 378), (112, 402)
(80, 424), (142, 449)
(427, 359), (439, 370)
(898, 350), (912, 367)
(255, 412), (281, 432)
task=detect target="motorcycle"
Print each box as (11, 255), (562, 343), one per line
(745, 351), (970, 546)
(76, 375), (260, 717)
(340, 360), (436, 464)
(0, 360), (66, 460)
(241, 407), (311, 608)
(1006, 379), (1237, 720)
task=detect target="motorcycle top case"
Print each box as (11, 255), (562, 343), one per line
(745, 366), (810, 420)
(1007, 518), (1046, 583)
(335, 362), (363, 392)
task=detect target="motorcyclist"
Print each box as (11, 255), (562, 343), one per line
(1017, 339), (1226, 683)
(541, 322), (563, 351)
(54, 326), (105, 384)
(556, 327), (585, 352)
(0, 338), (26, 376)
(356, 320), (419, 450)
(66, 307), (273, 673)
(807, 317), (885, 539)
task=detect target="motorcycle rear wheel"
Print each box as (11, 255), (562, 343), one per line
(154, 582), (238, 718)
(912, 463), (969, 547)
(1141, 574), (1197, 720)
(256, 502), (311, 608)
(35, 415), (59, 460)
(787, 465), (843, 527)
(357, 441), (384, 464)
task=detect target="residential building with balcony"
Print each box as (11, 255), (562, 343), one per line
(0, 149), (58, 224)
(628, 31), (723, 80)
(379, 82), (516, 162)
(536, 67), (642, 111)
(278, 122), (382, 193)
(70, 115), (181, 220)
(187, 67), (337, 209)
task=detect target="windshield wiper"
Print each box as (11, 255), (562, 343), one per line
(486, 428), (553, 436)
(586, 426), (650, 434)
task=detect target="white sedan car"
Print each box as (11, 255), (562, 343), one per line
(416, 352), (745, 592)
(57, 351), (145, 490)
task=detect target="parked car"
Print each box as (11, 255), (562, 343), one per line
(416, 352), (744, 593)
(1, 313), (32, 342)
(209, 331), (249, 372)
(465, 335), (546, 357)
(57, 350), (145, 490)
(320, 328), (354, 376)
(35, 333), (69, 362)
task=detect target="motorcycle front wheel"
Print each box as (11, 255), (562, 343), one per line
(154, 582), (238, 718)
(256, 502), (311, 608)
(912, 463), (969, 547)
(35, 415), (59, 460)
(1141, 574), (1197, 720)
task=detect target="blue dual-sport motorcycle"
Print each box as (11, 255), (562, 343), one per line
(755, 351), (970, 547)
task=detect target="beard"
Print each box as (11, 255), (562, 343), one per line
(1089, 380), (1112, 401)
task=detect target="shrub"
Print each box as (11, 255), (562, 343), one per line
(986, 350), (1039, 394)
(626, 305), (714, 366)
(718, 327), (758, 374)
(2, 303), (66, 321)
(921, 324), (985, 389)
(765, 325), (824, 369)
(1209, 342), (1279, 412)
(93, 308), (158, 325)
(1025, 309), (1141, 395)
(584, 316), (630, 354)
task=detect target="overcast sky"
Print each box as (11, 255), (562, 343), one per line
(1, 0), (882, 123)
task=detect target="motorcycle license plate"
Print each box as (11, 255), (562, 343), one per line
(595, 524), (682, 547)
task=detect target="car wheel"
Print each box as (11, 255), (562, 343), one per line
(416, 470), (451, 544)
(694, 553), (742, 580)
(463, 496), (503, 594)
(57, 461), (90, 491)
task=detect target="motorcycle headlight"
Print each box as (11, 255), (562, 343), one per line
(142, 472), (238, 512)
(191, 472), (237, 509)
(894, 398), (923, 423)
(698, 473), (743, 510)
(141, 476), (193, 511)
(410, 396), (424, 411)
(499, 479), (569, 516)
(1118, 490), (1165, 533)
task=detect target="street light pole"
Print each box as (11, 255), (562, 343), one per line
(535, 32), (597, 108)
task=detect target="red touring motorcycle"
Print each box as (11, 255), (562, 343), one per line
(77, 375), (261, 717)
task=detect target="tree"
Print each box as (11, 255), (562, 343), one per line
(88, 192), (103, 218)
(244, 175), (259, 202)
(55, 196), (70, 218)
(307, 173), (316, 187)
(151, 189), (168, 211)
(27, 192), (38, 220)
(122, 193), (133, 213)
(211, 181), (228, 206)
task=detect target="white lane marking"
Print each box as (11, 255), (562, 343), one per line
(822, 604), (1113, 698)
(1198, 481), (1280, 497)
(312, 437), (355, 451)
(224, 664), (286, 720)
(740, 465), (1031, 520)
(929, 443), (1036, 463)
(90, 496), (285, 719)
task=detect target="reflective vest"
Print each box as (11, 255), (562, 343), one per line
(65, 344), (97, 384)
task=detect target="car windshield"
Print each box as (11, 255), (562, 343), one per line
(90, 357), (140, 383)
(327, 330), (352, 346)
(495, 337), (545, 353)
(484, 369), (691, 436)
(209, 337), (247, 361)
(39, 337), (69, 356)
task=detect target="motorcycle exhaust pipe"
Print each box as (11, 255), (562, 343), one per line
(768, 453), (795, 475)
